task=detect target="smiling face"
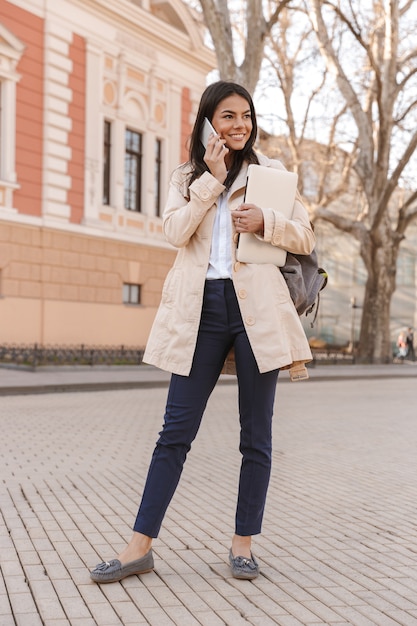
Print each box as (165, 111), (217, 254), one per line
(211, 94), (253, 153)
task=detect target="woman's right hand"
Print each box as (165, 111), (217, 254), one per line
(203, 133), (229, 184)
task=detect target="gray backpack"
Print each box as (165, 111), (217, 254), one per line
(280, 249), (328, 325)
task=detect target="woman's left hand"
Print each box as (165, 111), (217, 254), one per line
(232, 204), (264, 234)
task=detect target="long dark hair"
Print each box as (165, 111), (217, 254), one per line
(188, 81), (259, 190)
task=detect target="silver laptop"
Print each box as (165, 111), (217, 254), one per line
(236, 164), (298, 266)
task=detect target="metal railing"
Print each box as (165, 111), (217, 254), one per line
(311, 348), (355, 365)
(0, 344), (145, 368)
(0, 343), (356, 369)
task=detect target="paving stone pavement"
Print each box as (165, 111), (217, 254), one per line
(1, 370), (417, 625)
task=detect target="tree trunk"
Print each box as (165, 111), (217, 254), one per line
(198, 0), (291, 95)
(356, 238), (398, 363)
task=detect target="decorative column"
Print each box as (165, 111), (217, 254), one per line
(42, 18), (73, 223)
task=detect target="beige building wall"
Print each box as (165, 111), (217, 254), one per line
(0, 220), (175, 345)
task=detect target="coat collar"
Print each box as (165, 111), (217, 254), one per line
(228, 163), (248, 198)
(176, 153), (275, 200)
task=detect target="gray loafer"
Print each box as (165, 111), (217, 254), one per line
(90, 549), (154, 583)
(229, 549), (259, 580)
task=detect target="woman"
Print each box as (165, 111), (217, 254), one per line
(90, 81), (315, 583)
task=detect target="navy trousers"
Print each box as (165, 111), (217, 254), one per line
(133, 279), (279, 538)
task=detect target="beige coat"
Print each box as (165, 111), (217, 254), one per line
(143, 153), (315, 376)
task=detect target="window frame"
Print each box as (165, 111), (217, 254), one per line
(124, 128), (143, 212)
(102, 120), (112, 205)
(154, 137), (162, 217)
(0, 25), (25, 205)
(123, 282), (142, 305)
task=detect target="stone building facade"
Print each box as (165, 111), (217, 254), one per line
(0, 0), (214, 346)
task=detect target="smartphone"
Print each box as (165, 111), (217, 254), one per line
(200, 117), (217, 149)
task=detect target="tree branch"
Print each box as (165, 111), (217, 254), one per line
(376, 127), (417, 226)
(311, 206), (368, 243)
(307, 0), (375, 187)
(399, 0), (415, 16)
(395, 99), (417, 124)
(397, 189), (417, 233)
(396, 65), (417, 92)
(267, 0), (294, 31)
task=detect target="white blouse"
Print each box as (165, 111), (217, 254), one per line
(206, 189), (233, 279)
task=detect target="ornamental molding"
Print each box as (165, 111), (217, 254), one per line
(0, 22), (25, 76)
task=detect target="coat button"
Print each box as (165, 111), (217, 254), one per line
(233, 261), (241, 272)
(233, 233), (239, 243)
(238, 289), (247, 299)
(246, 316), (255, 325)
(200, 190), (210, 200)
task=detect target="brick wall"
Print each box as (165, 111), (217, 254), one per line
(0, 222), (174, 307)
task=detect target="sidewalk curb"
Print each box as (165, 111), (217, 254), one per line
(0, 370), (415, 396)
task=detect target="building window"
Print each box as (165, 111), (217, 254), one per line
(124, 129), (142, 212)
(155, 138), (162, 216)
(0, 24), (25, 204)
(123, 283), (141, 304)
(103, 120), (111, 205)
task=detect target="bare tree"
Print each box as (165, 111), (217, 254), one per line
(300, 0), (417, 362)
(196, 0), (293, 94)
(191, 0), (417, 362)
(261, 6), (355, 204)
